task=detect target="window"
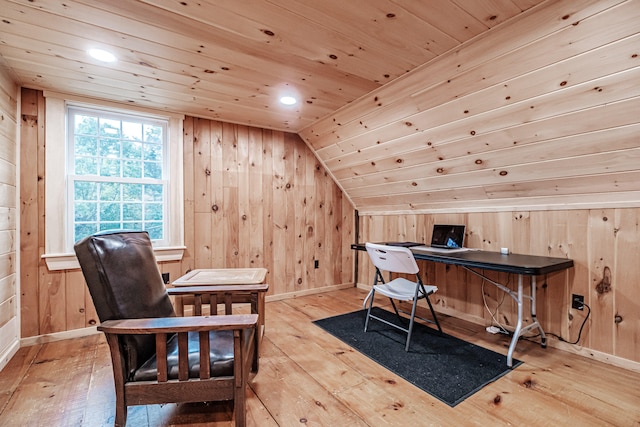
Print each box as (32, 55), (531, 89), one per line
(68, 106), (168, 245)
(42, 93), (184, 270)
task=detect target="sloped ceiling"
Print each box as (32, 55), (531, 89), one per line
(0, 0), (544, 132)
(300, 0), (640, 213)
(2, 0), (639, 214)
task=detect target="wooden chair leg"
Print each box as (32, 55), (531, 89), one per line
(114, 397), (127, 427)
(105, 333), (128, 427)
(233, 330), (248, 427)
(234, 386), (247, 427)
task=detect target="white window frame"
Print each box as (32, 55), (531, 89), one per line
(41, 92), (185, 270)
(66, 105), (170, 247)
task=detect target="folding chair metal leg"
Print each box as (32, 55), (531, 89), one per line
(365, 267), (385, 330)
(362, 288), (374, 310)
(418, 279), (442, 333)
(364, 288), (376, 332)
(405, 293), (420, 351)
(425, 294), (442, 333)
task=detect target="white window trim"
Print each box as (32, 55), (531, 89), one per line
(41, 92), (185, 270)
(66, 105), (170, 248)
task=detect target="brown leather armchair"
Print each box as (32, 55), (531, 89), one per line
(74, 230), (257, 427)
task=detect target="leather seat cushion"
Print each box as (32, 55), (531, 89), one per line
(133, 328), (254, 381)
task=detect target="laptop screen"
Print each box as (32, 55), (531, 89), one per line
(431, 224), (466, 248)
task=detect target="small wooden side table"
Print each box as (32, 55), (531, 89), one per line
(173, 268), (268, 286)
(170, 268), (269, 337)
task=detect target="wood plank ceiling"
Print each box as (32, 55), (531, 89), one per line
(3, 0), (639, 215)
(0, 0), (543, 132)
(300, 0), (640, 213)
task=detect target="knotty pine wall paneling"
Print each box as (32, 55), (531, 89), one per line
(300, 0), (640, 214)
(588, 209), (616, 354)
(183, 116), (353, 296)
(613, 209), (640, 361)
(19, 88), (44, 338)
(19, 88), (96, 338)
(356, 210), (640, 365)
(0, 65), (18, 368)
(18, 96), (354, 339)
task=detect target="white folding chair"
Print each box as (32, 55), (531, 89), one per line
(364, 242), (442, 351)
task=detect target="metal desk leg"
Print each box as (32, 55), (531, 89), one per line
(463, 267), (548, 367)
(507, 275), (546, 367)
(506, 274), (524, 368)
(530, 276), (547, 348)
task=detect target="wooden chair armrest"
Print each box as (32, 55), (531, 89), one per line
(97, 313), (258, 334)
(98, 314), (258, 388)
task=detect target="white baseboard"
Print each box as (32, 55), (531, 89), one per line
(548, 340), (640, 373)
(265, 282), (354, 302)
(355, 282), (370, 292)
(20, 326), (100, 347)
(0, 341), (20, 372)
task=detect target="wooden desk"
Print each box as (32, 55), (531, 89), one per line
(352, 243), (574, 367)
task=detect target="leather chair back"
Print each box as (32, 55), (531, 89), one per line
(74, 230), (176, 377)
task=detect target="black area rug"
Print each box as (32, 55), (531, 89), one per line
(313, 307), (521, 407)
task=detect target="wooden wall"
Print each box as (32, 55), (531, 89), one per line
(0, 64), (18, 367)
(357, 210), (640, 365)
(18, 89), (354, 338)
(300, 0), (640, 215)
(179, 117), (354, 296)
(12, 87), (640, 368)
(21, 90), (102, 339)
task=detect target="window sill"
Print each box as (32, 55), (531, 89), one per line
(42, 246), (186, 271)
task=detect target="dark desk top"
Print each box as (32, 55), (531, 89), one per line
(351, 243), (574, 276)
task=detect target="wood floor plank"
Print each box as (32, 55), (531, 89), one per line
(464, 364), (619, 427)
(252, 336), (369, 426)
(277, 291), (509, 426)
(0, 334), (101, 426)
(0, 343), (39, 410)
(0, 287), (639, 426)
(82, 335), (117, 426)
(266, 300), (370, 395)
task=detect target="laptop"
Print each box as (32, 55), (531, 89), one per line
(429, 224), (466, 249)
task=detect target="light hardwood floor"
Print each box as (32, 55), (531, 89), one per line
(1, 288), (639, 426)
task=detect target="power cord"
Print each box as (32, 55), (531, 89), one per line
(523, 300), (591, 345)
(481, 274), (510, 335)
(484, 285), (592, 346)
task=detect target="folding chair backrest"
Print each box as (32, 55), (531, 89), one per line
(365, 242), (419, 275)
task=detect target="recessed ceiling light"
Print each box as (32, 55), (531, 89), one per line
(87, 48), (117, 63)
(279, 96), (297, 106)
